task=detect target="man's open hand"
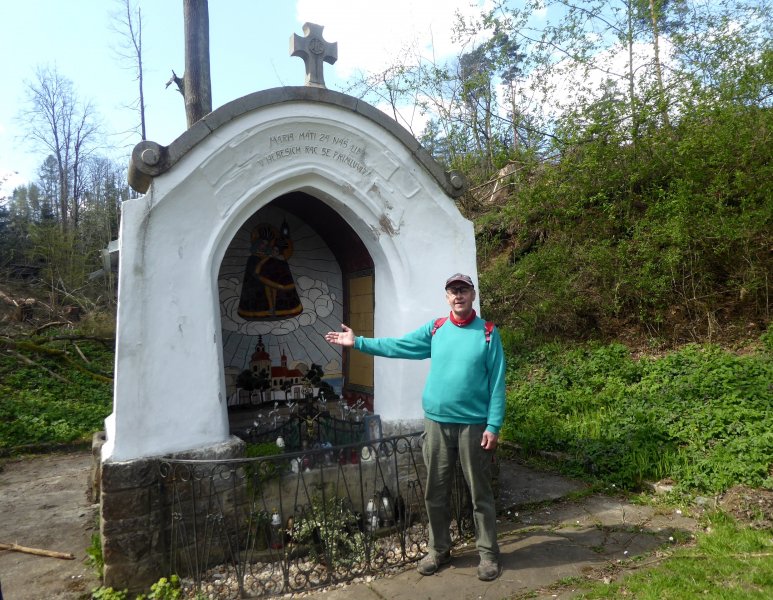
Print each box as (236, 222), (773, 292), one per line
(325, 324), (355, 347)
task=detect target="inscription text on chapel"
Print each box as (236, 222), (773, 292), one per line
(257, 128), (372, 176)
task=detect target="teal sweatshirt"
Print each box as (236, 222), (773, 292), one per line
(354, 315), (507, 434)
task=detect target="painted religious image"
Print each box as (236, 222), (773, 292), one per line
(218, 206), (345, 405)
(238, 220), (303, 320)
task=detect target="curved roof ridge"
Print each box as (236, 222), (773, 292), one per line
(128, 86), (465, 196)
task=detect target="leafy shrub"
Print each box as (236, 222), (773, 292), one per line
(477, 80), (773, 343)
(292, 495), (366, 569)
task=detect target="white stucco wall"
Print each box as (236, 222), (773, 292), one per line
(103, 99), (477, 462)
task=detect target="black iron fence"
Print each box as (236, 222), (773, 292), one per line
(158, 432), (474, 599)
(233, 411), (368, 452)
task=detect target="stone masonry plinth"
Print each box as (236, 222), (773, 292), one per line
(97, 435), (244, 592)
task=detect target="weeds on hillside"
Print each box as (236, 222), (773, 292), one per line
(502, 326), (773, 494)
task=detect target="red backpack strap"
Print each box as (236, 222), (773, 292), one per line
(484, 321), (495, 343)
(431, 317), (448, 336)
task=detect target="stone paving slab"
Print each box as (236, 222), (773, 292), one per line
(298, 462), (700, 600)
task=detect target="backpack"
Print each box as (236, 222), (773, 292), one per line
(431, 317), (495, 343)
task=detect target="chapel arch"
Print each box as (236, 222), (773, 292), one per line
(217, 191), (375, 429)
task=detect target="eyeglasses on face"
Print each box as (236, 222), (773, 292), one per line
(446, 286), (473, 296)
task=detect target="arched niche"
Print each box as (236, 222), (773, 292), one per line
(218, 191), (376, 425)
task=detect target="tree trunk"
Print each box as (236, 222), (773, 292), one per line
(183, 0), (212, 128)
(510, 84), (519, 154)
(649, 0), (670, 128)
(137, 7), (147, 140)
(627, 1), (639, 147)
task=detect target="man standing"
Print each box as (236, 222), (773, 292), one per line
(325, 273), (506, 581)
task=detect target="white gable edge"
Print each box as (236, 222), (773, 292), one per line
(128, 86), (466, 198)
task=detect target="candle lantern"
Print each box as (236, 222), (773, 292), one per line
(269, 509), (283, 549)
(365, 498), (379, 532)
(378, 486), (395, 527)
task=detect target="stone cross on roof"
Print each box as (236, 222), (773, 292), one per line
(290, 22), (338, 88)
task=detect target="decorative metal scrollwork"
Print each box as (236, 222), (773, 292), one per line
(158, 432), (472, 598)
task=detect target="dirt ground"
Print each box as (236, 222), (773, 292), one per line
(1, 449), (770, 600)
(0, 451), (100, 600)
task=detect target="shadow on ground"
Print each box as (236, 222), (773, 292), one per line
(299, 460), (700, 600)
(0, 452), (700, 600)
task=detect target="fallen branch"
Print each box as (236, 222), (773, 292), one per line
(73, 342), (90, 363)
(0, 289), (19, 306)
(0, 336), (112, 383)
(35, 334), (114, 346)
(612, 550), (773, 574)
(4, 333), (115, 346)
(6, 349), (70, 383)
(0, 542), (75, 560)
(34, 321), (71, 335)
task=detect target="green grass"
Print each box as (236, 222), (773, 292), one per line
(572, 512), (773, 599)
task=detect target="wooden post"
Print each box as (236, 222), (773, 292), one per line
(182, 0), (212, 127)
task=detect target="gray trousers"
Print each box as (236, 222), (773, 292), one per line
(422, 418), (499, 561)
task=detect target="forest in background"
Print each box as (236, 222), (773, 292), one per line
(2, 5), (772, 598)
(343, 0), (771, 348)
(0, 0), (771, 460)
(2, 0), (769, 349)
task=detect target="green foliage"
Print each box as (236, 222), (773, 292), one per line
(76, 310), (117, 339)
(243, 442), (284, 487)
(139, 575), (182, 600)
(244, 442), (283, 459)
(28, 224), (94, 297)
(0, 331), (113, 450)
(85, 532), (104, 579)
(761, 323), (773, 353)
(481, 93), (773, 340)
(90, 575), (182, 600)
(503, 333), (773, 493)
(292, 495), (366, 569)
(91, 587), (128, 600)
(476, 25), (772, 343)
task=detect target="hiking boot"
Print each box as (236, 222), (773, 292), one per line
(477, 558), (502, 581)
(417, 551), (451, 575)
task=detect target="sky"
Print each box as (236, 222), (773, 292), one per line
(0, 0), (490, 198)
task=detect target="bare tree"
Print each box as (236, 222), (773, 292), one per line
(20, 66), (99, 230)
(111, 0), (147, 140)
(167, 0), (212, 128)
